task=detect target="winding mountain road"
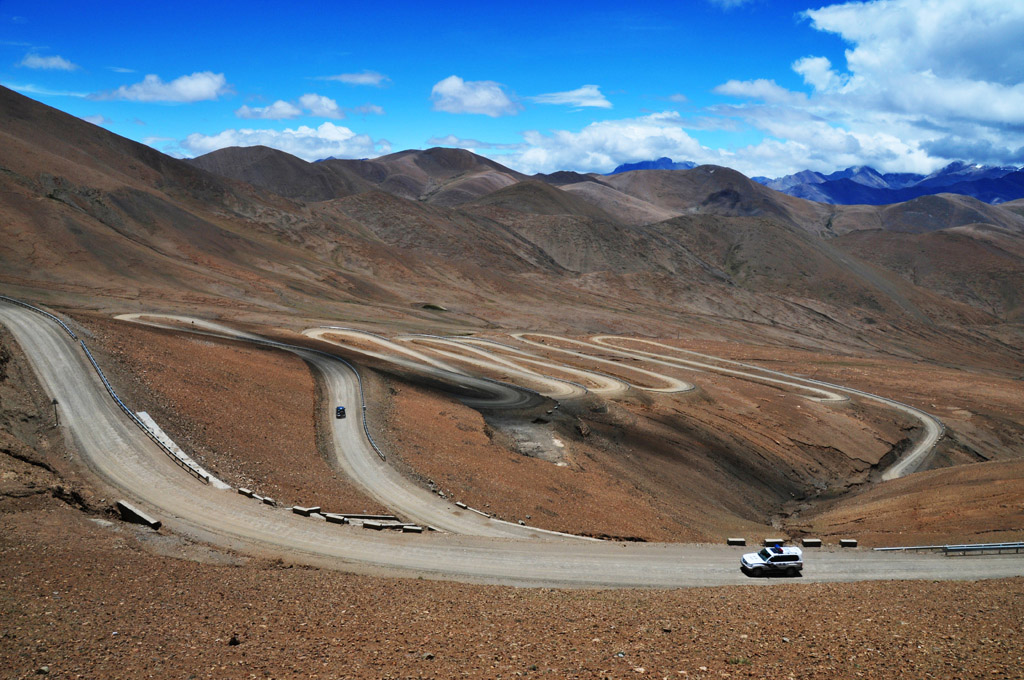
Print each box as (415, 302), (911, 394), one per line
(2, 301), (1018, 587)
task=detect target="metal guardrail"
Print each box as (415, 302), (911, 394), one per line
(0, 294), (78, 340)
(943, 542), (1024, 556)
(0, 294), (209, 484)
(78, 341), (210, 484)
(875, 542), (1024, 556)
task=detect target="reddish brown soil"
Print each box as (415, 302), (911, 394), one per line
(370, 336), (920, 542)
(376, 381), (744, 542)
(655, 337), (1024, 466)
(3, 503), (1023, 680)
(73, 314), (388, 514)
(57, 315), (1024, 546)
(790, 459), (1024, 546)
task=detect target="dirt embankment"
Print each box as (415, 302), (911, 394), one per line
(0, 326), (97, 517)
(65, 313), (389, 515)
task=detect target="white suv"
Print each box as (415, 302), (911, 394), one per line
(740, 545), (803, 576)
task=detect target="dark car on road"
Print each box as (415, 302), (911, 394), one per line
(336, 406), (346, 419)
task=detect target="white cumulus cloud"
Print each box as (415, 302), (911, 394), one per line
(791, 56), (846, 93)
(501, 112), (713, 175)
(19, 53), (79, 70)
(530, 84), (612, 108)
(706, 0), (1024, 174)
(430, 75), (520, 117)
(714, 79), (806, 105)
(93, 72), (231, 103)
(236, 100), (302, 120)
(181, 122), (390, 161)
(298, 93), (343, 118)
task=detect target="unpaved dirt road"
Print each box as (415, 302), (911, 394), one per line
(2, 301), (1020, 588)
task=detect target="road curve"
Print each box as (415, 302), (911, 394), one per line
(303, 327), (544, 410)
(586, 336), (942, 479)
(410, 332), (939, 479)
(2, 301), (1014, 588)
(115, 315), (565, 539)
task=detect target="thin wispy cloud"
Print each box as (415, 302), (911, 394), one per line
(428, 134), (524, 151)
(707, 0), (757, 8)
(350, 103), (385, 116)
(319, 70), (390, 87)
(530, 85), (611, 109)
(19, 53), (78, 70)
(5, 82), (86, 97)
(80, 114), (111, 126)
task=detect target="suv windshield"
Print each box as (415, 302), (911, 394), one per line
(757, 548), (771, 560)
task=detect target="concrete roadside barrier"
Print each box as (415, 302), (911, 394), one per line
(802, 538), (822, 548)
(840, 538), (858, 548)
(291, 506), (321, 517)
(323, 513), (347, 525)
(238, 488), (254, 497)
(262, 496), (277, 507)
(340, 513), (399, 521)
(763, 537), (786, 546)
(402, 525), (424, 533)
(116, 500), (161, 530)
(727, 537), (746, 546)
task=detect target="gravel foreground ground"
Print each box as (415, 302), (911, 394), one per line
(2, 502), (1023, 680)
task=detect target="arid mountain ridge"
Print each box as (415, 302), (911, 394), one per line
(1, 85), (1023, 370)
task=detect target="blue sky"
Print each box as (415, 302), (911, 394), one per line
(3, 0), (1023, 177)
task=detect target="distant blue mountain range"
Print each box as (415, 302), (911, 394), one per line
(753, 161), (1024, 205)
(610, 158), (1024, 205)
(608, 157), (698, 174)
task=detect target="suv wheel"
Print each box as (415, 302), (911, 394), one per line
(786, 566), (799, 577)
